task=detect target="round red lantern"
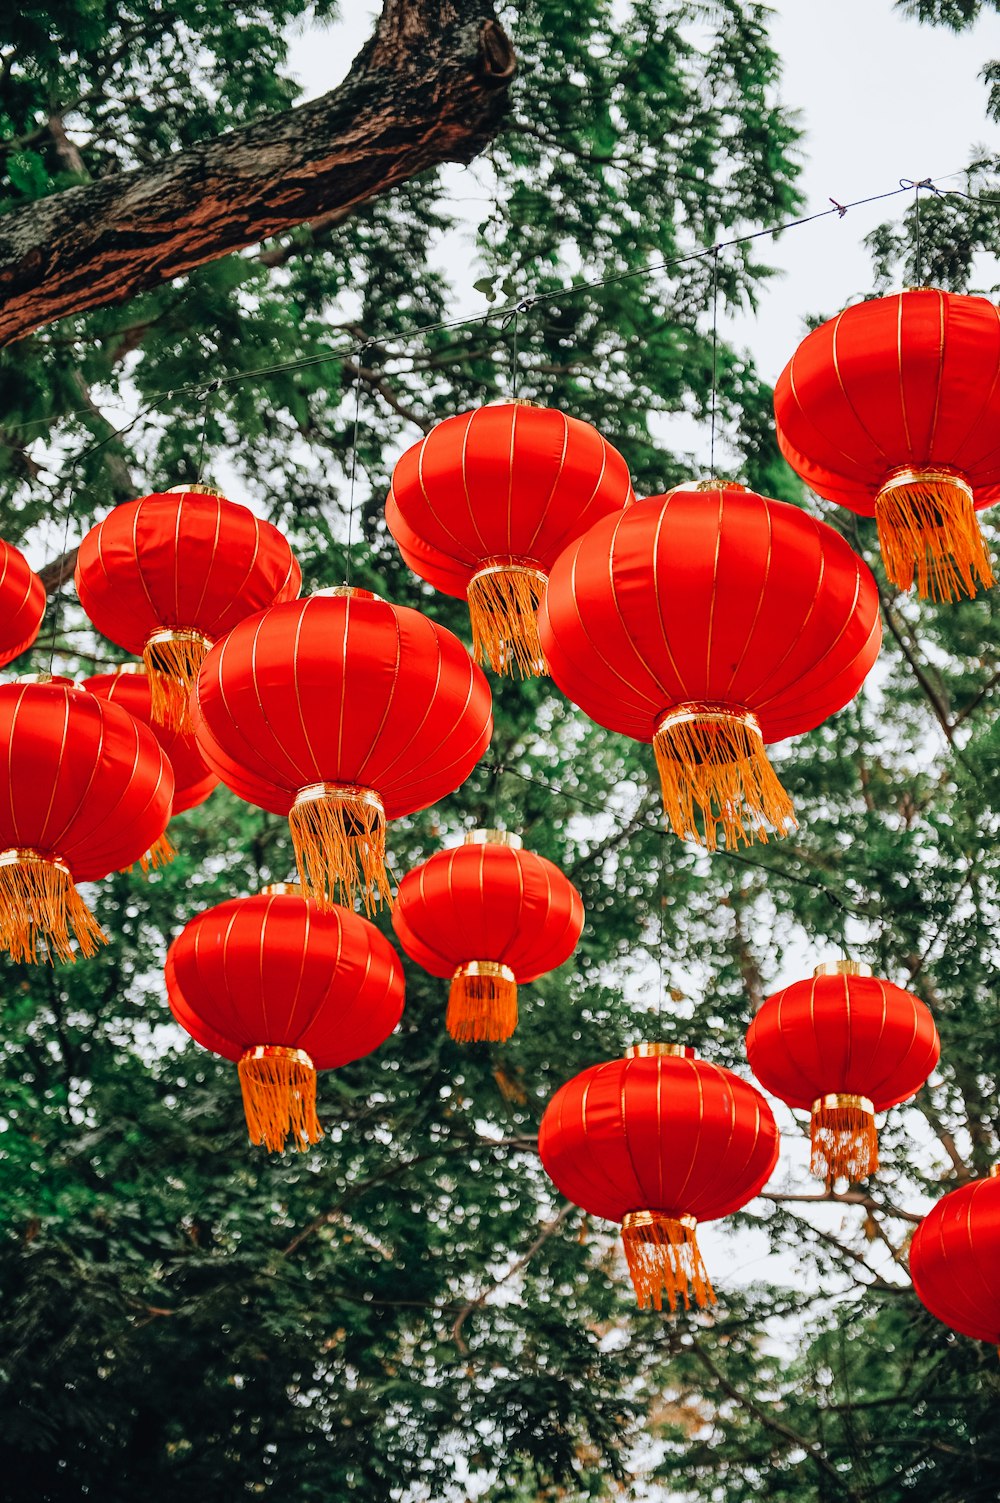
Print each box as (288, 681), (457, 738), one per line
(387, 404), (633, 677)
(0, 681), (173, 962)
(537, 482), (881, 850)
(165, 885), (405, 1151)
(84, 668), (218, 867)
(538, 1043), (779, 1312)
(774, 289), (1000, 601)
(391, 828), (584, 1042)
(910, 1168), (1000, 1346)
(192, 588), (493, 913)
(0, 539), (45, 667)
(75, 484), (301, 730)
(746, 960), (940, 1187)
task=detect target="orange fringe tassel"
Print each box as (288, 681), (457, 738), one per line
(621, 1212), (716, 1314)
(238, 1046), (322, 1153)
(874, 470), (992, 602)
(0, 852), (106, 965)
(467, 562), (548, 678)
(810, 1097), (878, 1188)
(140, 829), (177, 872)
(653, 706), (797, 851)
(447, 962), (518, 1043)
(288, 785), (391, 915)
(143, 630), (211, 731)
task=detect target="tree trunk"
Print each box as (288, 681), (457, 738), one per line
(0, 0), (515, 347)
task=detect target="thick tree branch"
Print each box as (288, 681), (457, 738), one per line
(0, 1), (515, 347)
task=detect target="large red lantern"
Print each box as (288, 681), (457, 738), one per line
(165, 885), (405, 1151)
(387, 404), (633, 677)
(391, 828), (584, 1042)
(774, 289), (1000, 601)
(0, 539), (45, 667)
(910, 1168), (1000, 1346)
(746, 960), (940, 1187)
(84, 668), (218, 866)
(0, 681), (173, 962)
(192, 588), (493, 913)
(538, 1043), (779, 1312)
(75, 485), (301, 730)
(537, 483), (881, 850)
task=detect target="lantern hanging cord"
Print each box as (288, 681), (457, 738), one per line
(195, 379), (221, 485)
(345, 347), (370, 587)
(709, 247), (720, 478)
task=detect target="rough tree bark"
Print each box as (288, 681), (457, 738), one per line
(0, 0), (515, 348)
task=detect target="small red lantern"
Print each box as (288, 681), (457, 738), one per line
(75, 485), (301, 730)
(746, 960), (940, 1187)
(910, 1168), (1000, 1346)
(387, 404), (633, 677)
(0, 681), (173, 962)
(391, 828), (584, 1042)
(192, 588), (493, 913)
(538, 483), (881, 850)
(774, 289), (1000, 600)
(0, 539), (45, 667)
(84, 668), (218, 867)
(538, 1043), (779, 1312)
(165, 885), (405, 1151)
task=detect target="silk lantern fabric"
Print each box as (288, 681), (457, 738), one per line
(392, 829), (584, 1042)
(0, 539), (45, 667)
(192, 589), (493, 914)
(538, 1044), (779, 1312)
(166, 887), (405, 1151)
(538, 482), (881, 851)
(387, 404), (633, 676)
(75, 486), (301, 729)
(774, 289), (1000, 600)
(910, 1169), (1000, 1346)
(746, 962), (940, 1187)
(0, 681), (173, 962)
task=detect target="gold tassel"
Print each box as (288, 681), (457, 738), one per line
(874, 467), (992, 602)
(139, 829), (176, 872)
(653, 704), (796, 851)
(621, 1211), (716, 1314)
(288, 783), (391, 915)
(447, 961), (518, 1043)
(467, 560), (548, 678)
(238, 1045), (322, 1153)
(810, 1094), (878, 1188)
(143, 627), (212, 731)
(0, 849), (107, 965)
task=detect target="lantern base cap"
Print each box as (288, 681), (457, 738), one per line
(874, 467), (991, 601)
(621, 1211), (716, 1314)
(289, 783), (390, 915)
(238, 1045), (322, 1153)
(0, 849), (106, 965)
(652, 703), (797, 852)
(143, 627), (213, 731)
(810, 1095), (878, 1188)
(467, 558), (548, 678)
(447, 961), (518, 1043)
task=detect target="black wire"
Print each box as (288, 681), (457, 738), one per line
(345, 351), (368, 587)
(195, 380), (221, 484)
(709, 247), (720, 477)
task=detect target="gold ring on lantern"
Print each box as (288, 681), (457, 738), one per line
(462, 828), (523, 850)
(260, 882), (304, 897)
(312, 585), (382, 602)
(242, 1044), (313, 1069)
(453, 960), (516, 985)
(990, 1165), (1000, 1180)
(0, 846), (70, 876)
(813, 960), (874, 979)
(655, 701), (763, 744)
(166, 482), (225, 498)
(292, 783), (384, 818)
(622, 1209), (697, 1234)
(874, 464), (990, 602)
(811, 1093), (875, 1116)
(447, 960), (518, 1043)
(469, 557), (548, 591)
(625, 1041), (694, 1059)
(878, 466), (973, 508)
(145, 625), (213, 654)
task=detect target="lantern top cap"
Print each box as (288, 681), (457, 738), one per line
(990, 1164), (1000, 1180)
(260, 882), (303, 898)
(625, 1041), (694, 1059)
(312, 585), (382, 602)
(166, 482), (225, 497)
(813, 960), (873, 978)
(463, 828), (523, 850)
(11, 672), (77, 688)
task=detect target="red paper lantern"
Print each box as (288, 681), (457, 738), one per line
(774, 289), (1000, 601)
(192, 588), (493, 913)
(391, 828), (584, 1042)
(387, 404), (633, 677)
(537, 482), (881, 850)
(84, 668), (218, 867)
(0, 539), (45, 667)
(910, 1168), (1000, 1346)
(166, 885), (404, 1151)
(75, 485), (301, 730)
(538, 1043), (779, 1312)
(0, 681), (173, 962)
(746, 960), (940, 1187)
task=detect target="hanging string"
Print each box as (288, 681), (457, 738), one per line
(344, 349), (369, 588)
(900, 177), (934, 287)
(194, 380), (221, 484)
(491, 759), (504, 828)
(709, 247), (720, 478)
